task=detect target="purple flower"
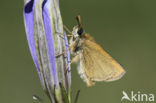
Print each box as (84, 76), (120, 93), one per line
(24, 0), (71, 102)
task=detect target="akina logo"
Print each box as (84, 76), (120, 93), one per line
(121, 91), (154, 102)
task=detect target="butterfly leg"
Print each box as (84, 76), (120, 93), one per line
(55, 47), (70, 58)
(65, 54), (80, 75)
(63, 25), (73, 35)
(55, 32), (72, 39)
(55, 42), (76, 58)
(55, 25), (73, 39)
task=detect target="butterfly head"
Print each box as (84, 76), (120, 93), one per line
(71, 14), (84, 38)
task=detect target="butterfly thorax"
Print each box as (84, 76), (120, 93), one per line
(70, 26), (85, 55)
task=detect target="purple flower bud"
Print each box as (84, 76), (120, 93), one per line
(24, 0), (71, 102)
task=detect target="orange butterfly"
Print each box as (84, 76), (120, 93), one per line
(57, 15), (125, 86)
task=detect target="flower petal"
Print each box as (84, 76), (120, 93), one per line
(24, 0), (44, 84)
(42, 0), (57, 85)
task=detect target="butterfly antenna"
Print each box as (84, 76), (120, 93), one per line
(76, 14), (84, 35)
(76, 14), (82, 29)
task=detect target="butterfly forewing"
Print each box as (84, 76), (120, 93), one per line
(79, 38), (125, 86)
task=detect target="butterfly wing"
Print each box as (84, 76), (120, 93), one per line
(79, 39), (125, 86)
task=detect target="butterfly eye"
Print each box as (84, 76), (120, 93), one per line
(77, 28), (83, 35)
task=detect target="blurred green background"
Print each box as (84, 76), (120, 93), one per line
(0, 0), (156, 103)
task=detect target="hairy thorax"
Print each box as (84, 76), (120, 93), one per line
(70, 36), (84, 56)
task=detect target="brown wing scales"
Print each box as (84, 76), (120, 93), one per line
(79, 39), (125, 86)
